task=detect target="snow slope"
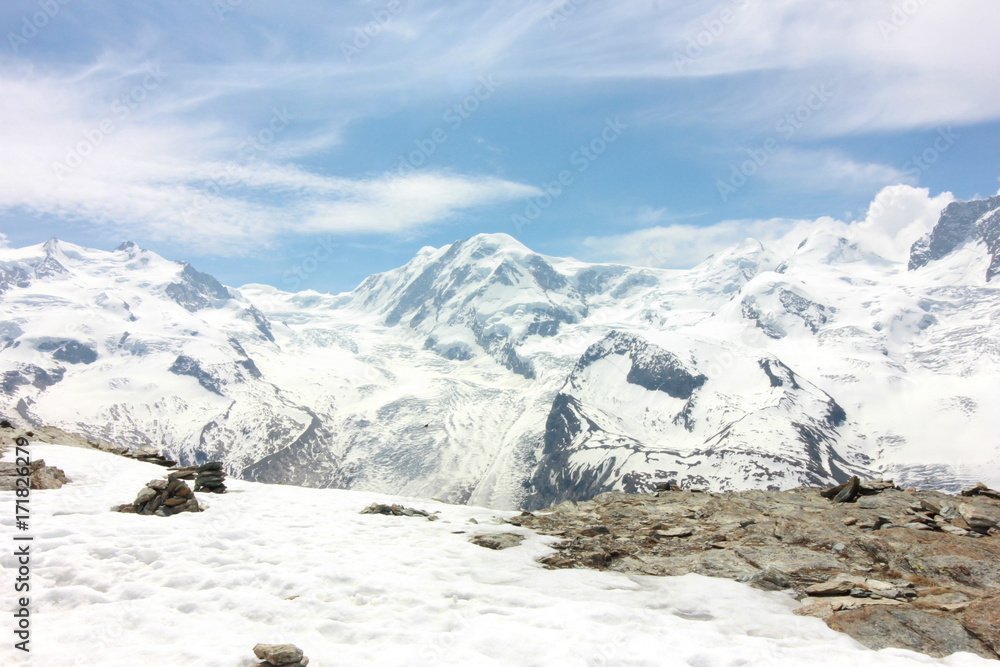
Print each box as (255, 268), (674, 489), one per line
(0, 444), (991, 667)
(1, 188), (998, 508)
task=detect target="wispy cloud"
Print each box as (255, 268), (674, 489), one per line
(0, 58), (540, 255)
(580, 217), (800, 269)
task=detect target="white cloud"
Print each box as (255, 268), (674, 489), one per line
(852, 185), (953, 261)
(583, 186), (954, 268)
(581, 218), (801, 269)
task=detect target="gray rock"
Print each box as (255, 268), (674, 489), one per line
(805, 579), (854, 596)
(470, 533), (526, 550)
(959, 503), (999, 534)
(253, 643), (304, 665)
(134, 487), (157, 504)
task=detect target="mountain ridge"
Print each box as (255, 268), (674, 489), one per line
(1, 192), (999, 508)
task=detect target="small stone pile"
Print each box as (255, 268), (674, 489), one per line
(252, 643), (309, 667)
(193, 462), (227, 493)
(115, 477), (200, 516)
(360, 502), (438, 520)
(123, 445), (176, 467)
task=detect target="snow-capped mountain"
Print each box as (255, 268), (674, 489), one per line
(1, 190), (999, 509)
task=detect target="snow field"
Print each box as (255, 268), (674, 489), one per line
(0, 445), (991, 666)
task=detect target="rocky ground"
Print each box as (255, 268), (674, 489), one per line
(509, 480), (1000, 660)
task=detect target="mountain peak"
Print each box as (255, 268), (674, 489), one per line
(908, 193), (1000, 280)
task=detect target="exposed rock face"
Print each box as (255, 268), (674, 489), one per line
(909, 194), (1000, 281)
(524, 332), (864, 511)
(509, 482), (1000, 660)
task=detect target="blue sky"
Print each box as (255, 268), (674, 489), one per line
(1, 0), (999, 293)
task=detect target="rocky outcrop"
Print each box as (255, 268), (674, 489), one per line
(909, 194), (1000, 281)
(510, 481), (1000, 660)
(0, 458), (69, 490)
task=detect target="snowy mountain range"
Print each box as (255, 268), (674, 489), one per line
(1, 189), (999, 509)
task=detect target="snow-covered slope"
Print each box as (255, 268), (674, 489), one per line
(1, 190), (999, 509)
(5, 444), (988, 666)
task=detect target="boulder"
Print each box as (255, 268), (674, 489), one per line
(252, 643), (305, 666)
(959, 503), (999, 535)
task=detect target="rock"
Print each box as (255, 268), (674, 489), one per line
(865, 579), (896, 591)
(360, 503), (430, 518)
(921, 499), (943, 514)
(959, 503), (999, 535)
(822, 476), (860, 503)
(134, 487), (157, 504)
(196, 473), (226, 483)
(961, 483), (1000, 501)
(0, 420), (12, 428)
(873, 516), (893, 530)
(252, 643), (304, 665)
(470, 533), (526, 550)
(842, 517), (857, 526)
(655, 526), (694, 538)
(148, 479), (169, 491)
(197, 462), (224, 473)
(961, 599), (1000, 655)
(163, 497), (186, 507)
(31, 467), (67, 489)
(826, 607), (996, 659)
(859, 480), (896, 495)
(805, 579), (855, 596)
(653, 481), (682, 492)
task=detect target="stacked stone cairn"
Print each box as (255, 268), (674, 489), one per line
(252, 643), (309, 667)
(116, 477), (200, 516)
(193, 462), (227, 493)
